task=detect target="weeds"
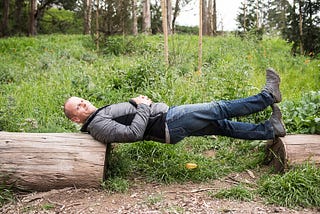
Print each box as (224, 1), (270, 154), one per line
(212, 184), (254, 202)
(0, 176), (15, 206)
(281, 91), (320, 134)
(258, 164), (320, 208)
(101, 177), (129, 193)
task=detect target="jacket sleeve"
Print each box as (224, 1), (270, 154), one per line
(88, 104), (151, 144)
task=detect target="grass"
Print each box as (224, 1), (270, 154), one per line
(0, 34), (319, 208)
(258, 164), (320, 208)
(212, 184), (254, 202)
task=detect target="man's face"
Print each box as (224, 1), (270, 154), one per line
(65, 97), (96, 123)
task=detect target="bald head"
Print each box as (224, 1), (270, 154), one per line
(64, 97), (97, 124)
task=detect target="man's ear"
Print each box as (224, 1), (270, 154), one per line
(71, 116), (81, 123)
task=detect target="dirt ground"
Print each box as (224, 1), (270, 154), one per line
(1, 171), (319, 214)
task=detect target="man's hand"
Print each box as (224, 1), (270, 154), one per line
(131, 95), (152, 106)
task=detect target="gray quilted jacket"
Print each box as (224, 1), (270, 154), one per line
(81, 102), (169, 144)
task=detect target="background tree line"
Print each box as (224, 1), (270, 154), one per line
(1, 0), (319, 55)
(237, 0), (320, 55)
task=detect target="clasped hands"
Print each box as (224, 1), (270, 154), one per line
(131, 95), (153, 106)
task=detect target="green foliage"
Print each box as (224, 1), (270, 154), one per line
(258, 164), (320, 208)
(212, 184), (254, 202)
(283, 0), (320, 55)
(175, 25), (199, 35)
(281, 91), (320, 134)
(100, 35), (162, 56)
(39, 8), (82, 34)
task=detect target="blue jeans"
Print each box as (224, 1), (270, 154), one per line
(166, 91), (275, 144)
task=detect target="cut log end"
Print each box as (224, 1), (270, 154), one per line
(0, 132), (109, 191)
(265, 135), (320, 172)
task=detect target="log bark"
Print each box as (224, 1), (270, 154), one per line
(265, 135), (320, 172)
(0, 132), (107, 191)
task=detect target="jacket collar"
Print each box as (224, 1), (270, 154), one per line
(80, 105), (109, 132)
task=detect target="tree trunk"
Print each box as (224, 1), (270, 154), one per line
(213, 0), (217, 34)
(29, 0), (37, 36)
(84, 0), (93, 34)
(202, 0), (207, 35)
(0, 132), (107, 191)
(14, 0), (24, 35)
(255, 0), (260, 28)
(208, 0), (213, 36)
(95, 0), (100, 50)
(243, 0), (247, 32)
(280, 0), (287, 32)
(142, 0), (151, 34)
(166, 0), (172, 35)
(132, 0), (138, 35)
(172, 0), (180, 34)
(207, 0), (217, 36)
(198, 0), (203, 73)
(265, 135), (320, 173)
(161, 0), (169, 65)
(298, 0), (304, 54)
(0, 0), (10, 37)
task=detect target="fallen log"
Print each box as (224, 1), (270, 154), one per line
(265, 134), (320, 172)
(0, 132), (108, 191)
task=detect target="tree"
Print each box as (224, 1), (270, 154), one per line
(166, 0), (172, 34)
(132, 0), (138, 35)
(29, 0), (37, 36)
(95, 0), (100, 50)
(0, 0), (10, 37)
(236, 0), (265, 37)
(199, 0), (203, 72)
(161, 0), (169, 64)
(298, 0), (304, 54)
(207, 0), (217, 35)
(83, 0), (93, 34)
(202, 0), (207, 35)
(142, 0), (151, 34)
(13, 0), (27, 35)
(283, 0), (320, 55)
(266, 0), (291, 34)
(171, 0), (192, 34)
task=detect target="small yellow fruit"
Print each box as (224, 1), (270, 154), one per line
(185, 163), (197, 169)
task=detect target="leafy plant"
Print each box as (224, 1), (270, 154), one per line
(281, 91), (320, 134)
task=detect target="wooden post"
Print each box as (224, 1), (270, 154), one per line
(0, 132), (108, 191)
(265, 135), (320, 172)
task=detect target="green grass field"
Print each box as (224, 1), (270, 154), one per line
(0, 34), (319, 207)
